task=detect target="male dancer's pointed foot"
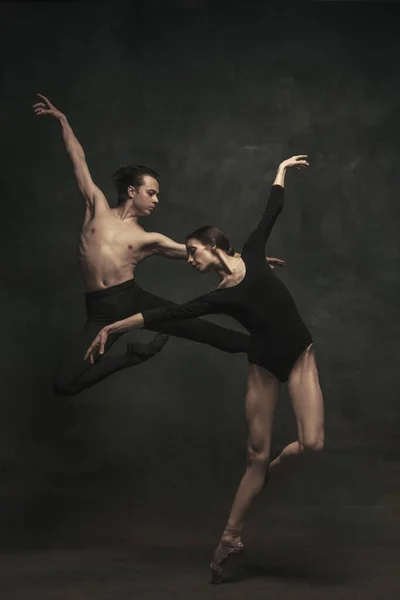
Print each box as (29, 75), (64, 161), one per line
(150, 333), (170, 353)
(126, 333), (169, 362)
(210, 531), (244, 584)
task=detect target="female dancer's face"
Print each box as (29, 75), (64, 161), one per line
(186, 238), (216, 273)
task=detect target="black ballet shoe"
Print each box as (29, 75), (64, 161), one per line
(149, 333), (170, 353)
(210, 533), (244, 584)
(126, 333), (169, 361)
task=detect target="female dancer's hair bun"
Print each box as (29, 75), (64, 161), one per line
(185, 225), (234, 255)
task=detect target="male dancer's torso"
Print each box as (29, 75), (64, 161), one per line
(78, 202), (182, 292)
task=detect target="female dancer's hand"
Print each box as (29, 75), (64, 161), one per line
(274, 155), (309, 187)
(33, 94), (65, 120)
(280, 155), (309, 170)
(84, 313), (145, 363)
(266, 256), (285, 269)
(85, 326), (110, 364)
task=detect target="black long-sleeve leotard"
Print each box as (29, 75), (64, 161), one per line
(141, 185), (312, 382)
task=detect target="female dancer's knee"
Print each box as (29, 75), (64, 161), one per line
(246, 445), (270, 468)
(301, 431), (324, 453)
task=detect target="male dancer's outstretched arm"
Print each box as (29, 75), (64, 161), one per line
(34, 94), (110, 225)
(147, 233), (285, 268)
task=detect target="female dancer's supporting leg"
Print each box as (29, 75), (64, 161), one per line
(210, 344), (324, 584)
(210, 365), (279, 583)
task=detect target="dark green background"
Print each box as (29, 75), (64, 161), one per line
(1, 1), (399, 547)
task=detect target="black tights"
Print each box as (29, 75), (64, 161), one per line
(53, 279), (249, 396)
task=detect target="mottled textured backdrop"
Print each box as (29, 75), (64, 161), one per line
(1, 0), (399, 546)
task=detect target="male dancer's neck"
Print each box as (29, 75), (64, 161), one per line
(113, 204), (141, 222)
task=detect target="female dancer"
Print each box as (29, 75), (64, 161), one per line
(85, 156), (325, 583)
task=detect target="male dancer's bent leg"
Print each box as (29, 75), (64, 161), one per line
(53, 280), (169, 396)
(53, 320), (168, 396)
(53, 279), (249, 397)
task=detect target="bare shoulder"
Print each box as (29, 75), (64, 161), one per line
(143, 230), (162, 242)
(141, 230), (165, 250)
(83, 188), (111, 226)
(124, 222), (158, 252)
(140, 231), (186, 259)
(118, 229), (165, 261)
(93, 186), (111, 210)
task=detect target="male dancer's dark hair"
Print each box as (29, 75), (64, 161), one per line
(113, 165), (160, 206)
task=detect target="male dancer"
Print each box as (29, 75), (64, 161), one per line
(33, 94), (284, 396)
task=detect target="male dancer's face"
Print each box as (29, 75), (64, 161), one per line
(129, 175), (160, 217)
(186, 238), (215, 273)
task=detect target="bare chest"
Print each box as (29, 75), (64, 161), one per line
(79, 216), (143, 259)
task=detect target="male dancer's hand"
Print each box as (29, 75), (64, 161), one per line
(266, 257), (285, 269)
(33, 94), (65, 120)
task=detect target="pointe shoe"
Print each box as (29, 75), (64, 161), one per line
(210, 534), (244, 584)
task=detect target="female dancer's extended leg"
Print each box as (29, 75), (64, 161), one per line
(268, 344), (324, 479)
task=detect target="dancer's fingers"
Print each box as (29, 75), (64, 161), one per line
(84, 341), (97, 361)
(99, 331), (107, 355)
(37, 93), (52, 106)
